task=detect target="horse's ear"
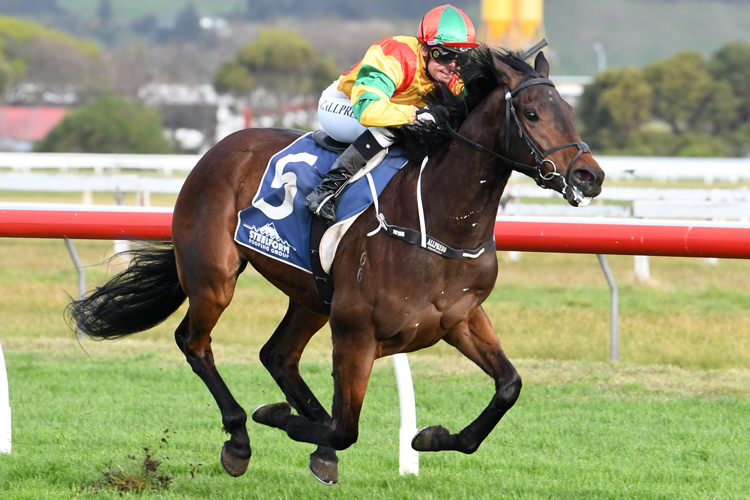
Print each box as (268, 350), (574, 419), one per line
(534, 51), (550, 78)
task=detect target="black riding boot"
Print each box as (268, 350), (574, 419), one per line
(305, 130), (383, 223)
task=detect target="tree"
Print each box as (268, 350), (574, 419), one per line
(704, 80), (740, 135)
(173, 2), (201, 43)
(0, 39), (10, 94)
(643, 51), (714, 135)
(96, 0), (112, 28)
(93, 0), (114, 45)
(725, 120), (750, 157)
(708, 41), (750, 124)
(213, 28), (339, 99)
(576, 67), (652, 151)
(213, 60), (253, 94)
(35, 94), (172, 153)
(577, 41), (750, 157)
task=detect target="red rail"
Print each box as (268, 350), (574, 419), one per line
(0, 205), (172, 240)
(1, 205), (749, 259)
(493, 217), (750, 259)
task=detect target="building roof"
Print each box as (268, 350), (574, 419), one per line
(0, 106), (69, 142)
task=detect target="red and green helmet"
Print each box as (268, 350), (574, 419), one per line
(416, 4), (477, 49)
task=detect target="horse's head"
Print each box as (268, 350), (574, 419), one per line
(488, 49), (604, 206)
(389, 45), (604, 206)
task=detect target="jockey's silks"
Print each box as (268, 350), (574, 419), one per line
(337, 36), (463, 128)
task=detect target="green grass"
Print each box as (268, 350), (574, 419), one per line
(1, 354), (749, 499)
(1, 236), (749, 370)
(0, 189), (179, 207)
(0, 212), (749, 498)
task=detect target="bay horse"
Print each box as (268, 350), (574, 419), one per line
(67, 46), (604, 485)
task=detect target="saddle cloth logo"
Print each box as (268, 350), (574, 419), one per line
(242, 222), (296, 260)
(234, 132), (407, 273)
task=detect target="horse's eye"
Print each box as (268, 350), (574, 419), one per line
(524, 111), (539, 122)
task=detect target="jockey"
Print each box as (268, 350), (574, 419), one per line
(306, 4), (477, 223)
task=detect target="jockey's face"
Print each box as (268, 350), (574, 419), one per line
(422, 45), (459, 85)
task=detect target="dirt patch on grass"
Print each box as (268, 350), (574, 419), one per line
(82, 447), (172, 494)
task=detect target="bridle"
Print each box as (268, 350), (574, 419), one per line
(371, 75), (596, 260)
(446, 77), (591, 192)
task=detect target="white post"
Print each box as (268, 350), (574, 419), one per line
(634, 255), (650, 284)
(391, 353), (418, 475)
(0, 340), (11, 453)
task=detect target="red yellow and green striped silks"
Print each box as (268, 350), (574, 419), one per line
(337, 36), (462, 128)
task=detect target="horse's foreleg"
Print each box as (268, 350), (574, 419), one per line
(175, 296), (251, 477)
(253, 300), (340, 484)
(412, 306), (521, 454)
(324, 335), (376, 451)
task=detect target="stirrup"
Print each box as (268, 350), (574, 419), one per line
(313, 194), (337, 223)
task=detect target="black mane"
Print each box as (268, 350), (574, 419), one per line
(388, 44), (541, 162)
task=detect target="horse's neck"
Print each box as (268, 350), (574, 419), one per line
(419, 117), (510, 246)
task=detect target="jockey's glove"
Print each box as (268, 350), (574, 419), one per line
(415, 106), (448, 126)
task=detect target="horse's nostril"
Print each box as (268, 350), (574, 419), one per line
(576, 169), (593, 182)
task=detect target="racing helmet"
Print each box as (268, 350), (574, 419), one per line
(416, 4), (477, 49)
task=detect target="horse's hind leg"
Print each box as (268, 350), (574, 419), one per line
(173, 254), (251, 477)
(253, 319), (377, 453)
(412, 306), (522, 454)
(253, 300), (340, 484)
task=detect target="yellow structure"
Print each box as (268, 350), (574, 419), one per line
(480, 0), (545, 50)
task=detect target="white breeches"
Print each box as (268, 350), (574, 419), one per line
(317, 80), (394, 147)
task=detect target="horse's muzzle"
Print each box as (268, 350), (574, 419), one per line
(565, 164), (604, 207)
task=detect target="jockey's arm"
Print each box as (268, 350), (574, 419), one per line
(352, 88), (417, 127)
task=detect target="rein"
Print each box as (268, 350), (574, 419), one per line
(447, 77), (591, 192)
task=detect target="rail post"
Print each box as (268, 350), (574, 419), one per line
(392, 353), (419, 475)
(0, 340), (10, 453)
(597, 254), (619, 362)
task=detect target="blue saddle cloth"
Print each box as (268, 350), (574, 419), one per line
(234, 132), (407, 273)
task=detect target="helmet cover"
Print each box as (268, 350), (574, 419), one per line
(416, 4), (477, 48)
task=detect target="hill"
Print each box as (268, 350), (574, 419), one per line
(3, 0), (750, 76)
(545, 0), (750, 75)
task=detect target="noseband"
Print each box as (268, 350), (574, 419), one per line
(447, 77), (590, 191)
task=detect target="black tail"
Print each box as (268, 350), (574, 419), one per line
(66, 243), (187, 340)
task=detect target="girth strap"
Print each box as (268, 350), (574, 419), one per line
(309, 215), (333, 312)
(375, 214), (496, 260)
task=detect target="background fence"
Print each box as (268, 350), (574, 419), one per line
(2, 152), (750, 182)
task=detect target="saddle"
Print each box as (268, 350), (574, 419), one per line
(234, 131), (407, 309)
(311, 130), (348, 154)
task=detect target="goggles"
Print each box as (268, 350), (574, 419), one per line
(429, 46), (471, 66)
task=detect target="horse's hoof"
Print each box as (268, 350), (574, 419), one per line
(411, 425), (450, 452)
(220, 444), (250, 477)
(309, 454), (338, 485)
(252, 402), (291, 428)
